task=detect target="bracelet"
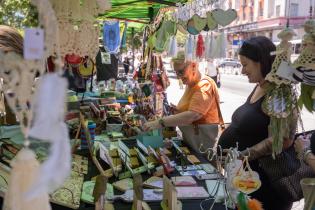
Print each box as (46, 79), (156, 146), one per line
(303, 149), (313, 164)
(159, 118), (166, 128)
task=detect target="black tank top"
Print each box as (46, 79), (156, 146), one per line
(218, 86), (270, 151)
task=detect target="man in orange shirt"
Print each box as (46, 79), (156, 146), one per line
(143, 51), (223, 150)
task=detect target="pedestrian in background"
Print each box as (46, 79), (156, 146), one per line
(206, 59), (220, 87)
(123, 57), (130, 75)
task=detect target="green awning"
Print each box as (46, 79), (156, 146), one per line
(98, 0), (185, 24)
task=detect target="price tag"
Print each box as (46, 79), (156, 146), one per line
(23, 28), (44, 60)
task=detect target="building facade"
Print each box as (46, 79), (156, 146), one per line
(225, 0), (313, 58)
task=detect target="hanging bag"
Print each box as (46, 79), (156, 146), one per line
(179, 78), (225, 153)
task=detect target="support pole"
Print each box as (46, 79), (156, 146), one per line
(131, 27), (135, 73)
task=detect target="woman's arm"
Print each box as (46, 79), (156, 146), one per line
(241, 110), (298, 161)
(304, 152), (315, 173)
(143, 111), (202, 131)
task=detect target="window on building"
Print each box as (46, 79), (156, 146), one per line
(235, 0), (240, 9)
(250, 7), (254, 21)
(268, 0), (275, 17)
(290, 3), (299, 17)
(243, 11), (246, 20)
(243, 0), (247, 6)
(276, 5), (281, 17)
(259, 1), (263, 16)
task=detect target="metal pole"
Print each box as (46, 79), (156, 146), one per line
(131, 27), (135, 73)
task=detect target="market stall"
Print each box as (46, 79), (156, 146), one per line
(0, 0), (315, 209)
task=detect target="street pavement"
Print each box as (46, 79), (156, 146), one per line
(164, 60), (311, 210)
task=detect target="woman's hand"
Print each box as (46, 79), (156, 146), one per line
(294, 137), (310, 154)
(169, 103), (178, 114)
(143, 120), (161, 131)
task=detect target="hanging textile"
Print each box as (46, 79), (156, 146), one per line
(196, 34), (205, 59)
(103, 21), (120, 54)
(211, 32), (226, 58)
(168, 35), (177, 57)
(185, 35), (193, 61)
(120, 21), (128, 49)
(96, 47), (118, 81)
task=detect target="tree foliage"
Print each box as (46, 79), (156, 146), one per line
(0, 0), (38, 29)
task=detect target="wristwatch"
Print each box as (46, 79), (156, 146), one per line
(159, 118), (166, 128)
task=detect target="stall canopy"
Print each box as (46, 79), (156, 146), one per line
(98, 0), (186, 25)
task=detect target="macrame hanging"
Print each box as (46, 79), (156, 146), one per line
(262, 26), (297, 156)
(1, 0), (70, 209)
(292, 1), (315, 113)
(196, 34), (205, 59)
(49, 0), (110, 58)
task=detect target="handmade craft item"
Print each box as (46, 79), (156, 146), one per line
(206, 11), (218, 30)
(49, 0), (109, 58)
(161, 176), (182, 210)
(292, 19), (315, 112)
(236, 192), (263, 210)
(50, 171), (84, 209)
(27, 73), (71, 196)
(2, 148), (51, 210)
(1, 0), (66, 208)
(262, 27), (297, 156)
(265, 28), (296, 85)
(103, 21), (121, 54)
(196, 34), (205, 59)
(211, 9), (237, 27)
(232, 157), (261, 194)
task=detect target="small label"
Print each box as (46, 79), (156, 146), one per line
(101, 52), (111, 64)
(23, 28), (44, 60)
(276, 61), (297, 82)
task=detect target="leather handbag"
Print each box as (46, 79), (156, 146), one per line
(179, 86), (225, 153)
(258, 137), (315, 202)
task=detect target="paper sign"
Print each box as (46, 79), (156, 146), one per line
(101, 52), (111, 64)
(276, 61), (297, 82)
(23, 28), (44, 60)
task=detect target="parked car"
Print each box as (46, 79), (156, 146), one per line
(218, 58), (242, 68)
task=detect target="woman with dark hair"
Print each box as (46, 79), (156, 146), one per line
(218, 36), (297, 210)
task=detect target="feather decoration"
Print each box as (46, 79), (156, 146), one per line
(27, 73), (71, 197)
(298, 84), (315, 113)
(168, 35), (177, 57)
(196, 34), (205, 59)
(237, 192), (249, 210)
(2, 148), (51, 210)
(247, 199), (264, 210)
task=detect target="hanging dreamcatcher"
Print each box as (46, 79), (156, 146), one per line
(0, 0), (71, 209)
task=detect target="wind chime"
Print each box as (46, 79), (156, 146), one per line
(292, 0), (315, 113)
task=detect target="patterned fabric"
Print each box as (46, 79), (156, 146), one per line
(50, 171), (84, 209)
(103, 21), (120, 54)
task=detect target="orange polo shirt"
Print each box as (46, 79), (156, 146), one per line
(176, 76), (221, 124)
